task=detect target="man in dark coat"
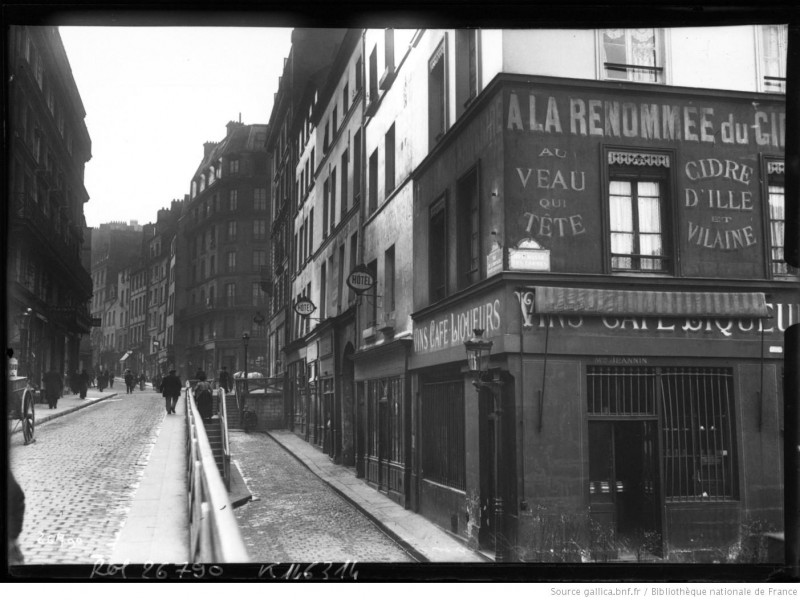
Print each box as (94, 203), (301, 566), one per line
(78, 369), (90, 399)
(124, 369), (135, 394)
(43, 369), (62, 409)
(193, 371), (213, 421)
(161, 369), (182, 414)
(218, 366), (231, 394)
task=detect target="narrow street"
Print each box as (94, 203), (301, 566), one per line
(230, 431), (415, 563)
(9, 390), (166, 564)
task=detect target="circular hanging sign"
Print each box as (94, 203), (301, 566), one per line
(294, 296), (317, 317)
(346, 264), (376, 295)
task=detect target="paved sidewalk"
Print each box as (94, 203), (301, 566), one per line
(265, 430), (489, 563)
(110, 394), (189, 564)
(12, 388), (119, 434)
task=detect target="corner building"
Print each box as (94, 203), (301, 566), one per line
(409, 26), (792, 561)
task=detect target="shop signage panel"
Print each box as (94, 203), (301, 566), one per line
(486, 246), (504, 277)
(413, 294), (503, 355)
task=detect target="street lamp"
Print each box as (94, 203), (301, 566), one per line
(153, 340), (160, 376)
(464, 328), (508, 562)
(242, 331), (250, 392)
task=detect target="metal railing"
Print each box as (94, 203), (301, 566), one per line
(218, 386), (231, 490)
(185, 385), (249, 563)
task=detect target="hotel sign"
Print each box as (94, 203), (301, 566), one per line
(346, 264), (376, 295)
(294, 296), (317, 317)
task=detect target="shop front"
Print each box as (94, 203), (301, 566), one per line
(354, 337), (412, 505)
(410, 280), (793, 561)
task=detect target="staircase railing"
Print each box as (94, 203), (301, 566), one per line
(218, 386), (231, 490)
(185, 384), (248, 563)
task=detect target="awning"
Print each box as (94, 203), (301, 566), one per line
(532, 287), (770, 318)
(119, 351), (132, 362)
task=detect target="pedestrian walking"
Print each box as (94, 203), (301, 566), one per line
(153, 372), (163, 393)
(69, 371), (80, 395)
(97, 370), (107, 392)
(218, 366), (231, 394)
(78, 369), (90, 399)
(193, 371), (213, 421)
(139, 372), (146, 391)
(161, 369), (182, 414)
(43, 369), (62, 409)
(124, 369), (135, 394)
(108, 369), (114, 388)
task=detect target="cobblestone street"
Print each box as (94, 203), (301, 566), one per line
(9, 391), (166, 564)
(230, 431), (415, 563)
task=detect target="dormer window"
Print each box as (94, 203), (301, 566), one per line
(601, 29), (664, 83)
(229, 158), (240, 175)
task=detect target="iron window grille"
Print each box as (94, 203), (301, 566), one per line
(587, 366), (738, 501)
(421, 379), (466, 490)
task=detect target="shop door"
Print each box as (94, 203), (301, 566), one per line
(378, 399), (389, 490)
(589, 420), (661, 557)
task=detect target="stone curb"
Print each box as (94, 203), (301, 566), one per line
(14, 392), (120, 433)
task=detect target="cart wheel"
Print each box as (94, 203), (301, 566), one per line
(21, 388), (35, 445)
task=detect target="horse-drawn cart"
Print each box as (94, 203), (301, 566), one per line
(9, 376), (36, 444)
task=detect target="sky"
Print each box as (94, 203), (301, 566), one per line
(58, 26), (294, 228)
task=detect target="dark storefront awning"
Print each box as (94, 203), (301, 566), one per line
(532, 287), (770, 318)
(119, 351), (132, 362)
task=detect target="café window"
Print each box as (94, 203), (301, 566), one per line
(759, 24), (787, 94)
(600, 28), (664, 83)
(766, 160), (794, 277)
(429, 37), (448, 147)
(607, 150), (672, 274)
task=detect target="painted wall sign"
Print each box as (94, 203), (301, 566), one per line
(506, 92), (785, 149)
(346, 264), (376, 295)
(294, 296), (317, 317)
(514, 289), (799, 339)
(413, 297), (502, 354)
(504, 81), (785, 278)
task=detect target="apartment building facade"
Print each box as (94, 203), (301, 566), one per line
(89, 221), (142, 372)
(175, 121), (271, 379)
(263, 28), (348, 431)
(7, 25), (94, 381)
